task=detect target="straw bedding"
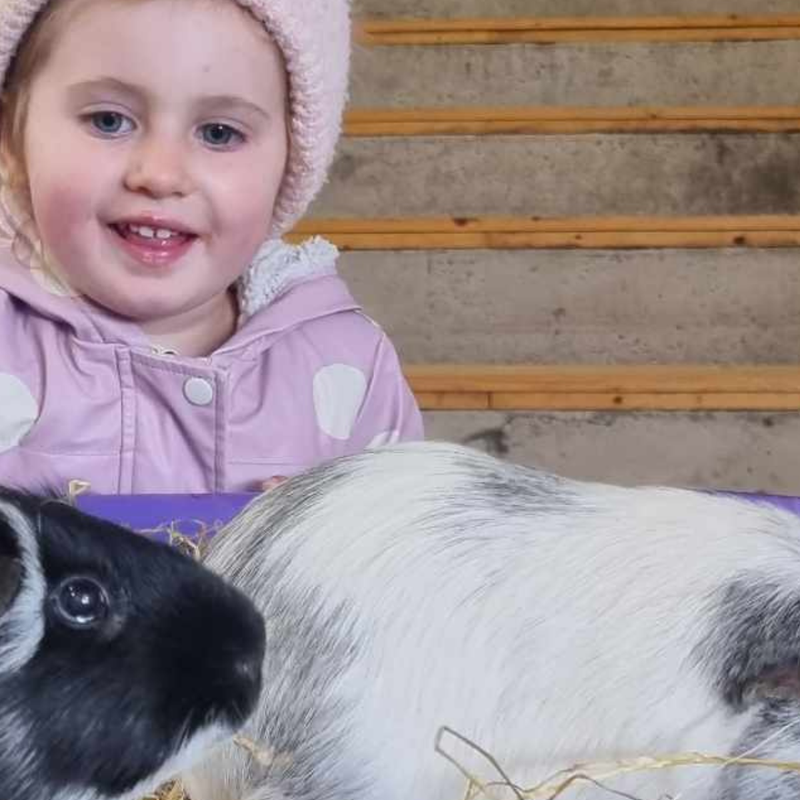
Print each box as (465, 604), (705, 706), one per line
(139, 723), (800, 800)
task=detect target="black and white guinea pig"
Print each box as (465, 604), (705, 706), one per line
(187, 441), (800, 800)
(0, 488), (265, 800)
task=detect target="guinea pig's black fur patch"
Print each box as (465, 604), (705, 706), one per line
(0, 489), (265, 800)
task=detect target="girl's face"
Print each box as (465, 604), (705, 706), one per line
(20, 0), (288, 351)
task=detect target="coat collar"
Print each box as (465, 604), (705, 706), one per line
(0, 235), (360, 358)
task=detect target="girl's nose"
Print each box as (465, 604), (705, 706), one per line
(124, 137), (193, 198)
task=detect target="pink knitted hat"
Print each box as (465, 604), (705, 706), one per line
(0, 0), (351, 237)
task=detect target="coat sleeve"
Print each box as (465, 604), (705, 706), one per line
(348, 326), (425, 449)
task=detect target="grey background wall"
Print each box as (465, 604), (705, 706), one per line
(307, 1), (800, 493)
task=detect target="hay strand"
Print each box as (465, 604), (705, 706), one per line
(436, 726), (526, 800)
(233, 734), (293, 770)
(435, 724), (800, 800)
(140, 722), (800, 800)
(139, 736), (290, 800)
(142, 781), (186, 800)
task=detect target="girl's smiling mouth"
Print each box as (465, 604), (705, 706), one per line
(109, 218), (198, 266)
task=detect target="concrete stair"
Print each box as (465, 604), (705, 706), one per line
(350, 42), (800, 108)
(338, 249), (800, 365)
(313, 135), (800, 217)
(297, 8), (800, 492)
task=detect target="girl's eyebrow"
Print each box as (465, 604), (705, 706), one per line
(66, 77), (145, 101)
(196, 96), (272, 122)
(66, 79), (271, 121)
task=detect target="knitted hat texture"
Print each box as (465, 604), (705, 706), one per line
(0, 0), (350, 237)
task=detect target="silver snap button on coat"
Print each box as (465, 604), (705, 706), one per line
(183, 377), (214, 406)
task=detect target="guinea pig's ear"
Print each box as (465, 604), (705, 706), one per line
(0, 513), (22, 618)
(747, 665), (800, 703)
(708, 579), (800, 708)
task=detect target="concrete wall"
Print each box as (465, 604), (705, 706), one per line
(351, 42), (800, 108)
(338, 249), (800, 364)
(311, 4), (800, 493)
(423, 411), (800, 493)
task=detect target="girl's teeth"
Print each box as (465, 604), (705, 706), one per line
(125, 224), (182, 239)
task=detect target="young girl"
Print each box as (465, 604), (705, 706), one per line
(0, 0), (424, 494)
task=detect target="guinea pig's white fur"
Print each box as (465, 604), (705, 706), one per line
(184, 441), (800, 800)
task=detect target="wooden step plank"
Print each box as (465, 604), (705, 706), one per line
(344, 106), (800, 136)
(291, 231), (800, 250)
(297, 215), (800, 232)
(414, 392), (491, 410)
(405, 364), (800, 393)
(403, 365), (800, 410)
(358, 28), (800, 45)
(487, 392), (800, 410)
(289, 215), (800, 250)
(357, 15), (800, 44)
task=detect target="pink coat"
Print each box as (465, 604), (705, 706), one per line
(0, 237), (423, 493)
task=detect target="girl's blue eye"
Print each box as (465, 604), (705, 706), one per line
(88, 111), (133, 136)
(199, 123), (244, 148)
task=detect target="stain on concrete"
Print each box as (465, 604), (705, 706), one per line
(330, 152), (358, 182)
(687, 135), (800, 214)
(461, 424), (511, 456)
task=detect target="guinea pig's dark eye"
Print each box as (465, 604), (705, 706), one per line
(51, 577), (109, 629)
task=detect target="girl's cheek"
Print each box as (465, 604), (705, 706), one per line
(33, 185), (89, 233)
(29, 184), (97, 267)
(209, 169), (279, 244)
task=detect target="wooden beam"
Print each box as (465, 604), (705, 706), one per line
(288, 215), (800, 251)
(402, 365), (800, 411)
(356, 15), (800, 45)
(405, 364), (800, 394)
(343, 106), (800, 136)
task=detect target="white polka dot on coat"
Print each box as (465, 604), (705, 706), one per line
(313, 364), (367, 440)
(0, 373), (38, 452)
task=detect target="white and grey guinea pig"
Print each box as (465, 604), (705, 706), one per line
(0, 488), (265, 800)
(186, 440), (800, 800)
